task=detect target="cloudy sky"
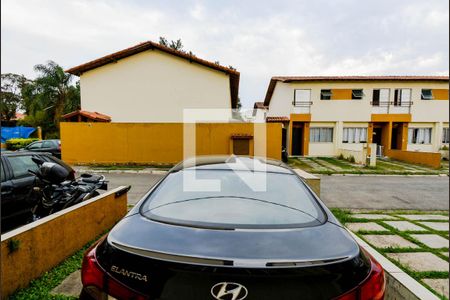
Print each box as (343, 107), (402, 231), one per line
(2, 0), (449, 108)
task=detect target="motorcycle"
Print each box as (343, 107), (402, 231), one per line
(28, 156), (108, 219)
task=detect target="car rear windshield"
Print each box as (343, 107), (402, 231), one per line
(140, 170), (325, 229)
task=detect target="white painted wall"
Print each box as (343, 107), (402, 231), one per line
(80, 50), (232, 122)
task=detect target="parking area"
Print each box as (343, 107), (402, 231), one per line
(333, 209), (449, 299)
(95, 171), (450, 210)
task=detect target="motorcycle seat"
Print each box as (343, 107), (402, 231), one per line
(80, 174), (103, 184)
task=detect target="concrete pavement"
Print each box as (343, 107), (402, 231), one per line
(320, 175), (449, 210)
(99, 172), (449, 210)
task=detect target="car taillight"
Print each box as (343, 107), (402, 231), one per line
(334, 254), (385, 300)
(81, 243), (148, 300)
(58, 142), (61, 150)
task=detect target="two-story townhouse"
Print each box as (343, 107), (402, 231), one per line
(65, 41), (240, 122)
(262, 76), (449, 157)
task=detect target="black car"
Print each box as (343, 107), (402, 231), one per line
(21, 139), (61, 158)
(1, 151), (75, 232)
(80, 156), (385, 300)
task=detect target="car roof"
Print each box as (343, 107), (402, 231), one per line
(171, 156), (292, 174)
(2, 151), (52, 157)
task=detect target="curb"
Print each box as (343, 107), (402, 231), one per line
(348, 231), (440, 300)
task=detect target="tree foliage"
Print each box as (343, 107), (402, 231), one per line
(159, 36), (184, 51)
(0, 73), (29, 122)
(2, 61), (80, 138)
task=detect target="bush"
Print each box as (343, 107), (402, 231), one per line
(441, 145), (449, 151)
(337, 153), (345, 160)
(348, 155), (356, 163)
(5, 138), (39, 150)
(45, 131), (59, 139)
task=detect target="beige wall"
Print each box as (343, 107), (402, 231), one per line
(267, 81), (448, 123)
(80, 50), (232, 122)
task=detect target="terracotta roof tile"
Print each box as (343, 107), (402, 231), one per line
(62, 110), (111, 122)
(266, 116), (290, 123)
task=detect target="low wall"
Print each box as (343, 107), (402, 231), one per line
(0, 186), (129, 298)
(337, 145), (366, 164)
(385, 149), (441, 169)
(61, 122), (282, 165)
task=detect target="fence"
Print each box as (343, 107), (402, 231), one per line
(60, 122), (282, 165)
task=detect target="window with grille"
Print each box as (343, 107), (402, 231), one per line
(343, 128), (368, 143)
(310, 128), (333, 143)
(443, 128), (450, 143)
(408, 128), (432, 144)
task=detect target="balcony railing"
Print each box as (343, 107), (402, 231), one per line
(371, 101), (413, 114)
(292, 101), (312, 113)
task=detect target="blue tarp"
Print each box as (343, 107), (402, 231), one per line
(1, 126), (36, 143)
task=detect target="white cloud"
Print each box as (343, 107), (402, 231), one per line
(1, 0), (448, 108)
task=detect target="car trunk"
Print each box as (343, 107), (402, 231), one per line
(94, 215), (371, 299)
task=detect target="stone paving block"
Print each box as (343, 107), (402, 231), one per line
(383, 221), (427, 232)
(397, 214), (449, 221)
(410, 234), (449, 249)
(51, 270), (82, 297)
(418, 222), (449, 231)
(363, 235), (419, 249)
(351, 214), (398, 220)
(423, 279), (449, 298)
(346, 222), (388, 232)
(386, 252), (449, 272)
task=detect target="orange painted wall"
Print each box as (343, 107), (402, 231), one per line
(432, 89), (449, 100)
(61, 122), (282, 164)
(385, 149), (441, 169)
(331, 89), (352, 100)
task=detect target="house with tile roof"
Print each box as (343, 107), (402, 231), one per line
(259, 76), (449, 161)
(66, 41), (240, 123)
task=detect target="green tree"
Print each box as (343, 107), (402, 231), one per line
(32, 61), (79, 129)
(0, 73), (29, 122)
(159, 36), (184, 51)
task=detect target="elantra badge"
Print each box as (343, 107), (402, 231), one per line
(110, 265), (148, 282)
(211, 282), (248, 300)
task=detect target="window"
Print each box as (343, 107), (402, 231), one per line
(421, 89), (433, 100)
(320, 89), (332, 100)
(394, 89), (411, 106)
(408, 128), (432, 144)
(351, 89), (364, 100)
(294, 89), (311, 106)
(7, 155), (39, 178)
(1, 160), (6, 182)
(343, 128), (368, 143)
(443, 128), (450, 143)
(141, 170), (325, 229)
(27, 142), (42, 150)
(42, 141), (54, 148)
(310, 128), (333, 143)
(372, 89), (389, 106)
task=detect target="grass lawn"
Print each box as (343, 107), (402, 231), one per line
(331, 208), (449, 299)
(289, 156), (449, 175)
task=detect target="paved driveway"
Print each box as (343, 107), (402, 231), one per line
(101, 172), (449, 210)
(320, 175), (449, 210)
